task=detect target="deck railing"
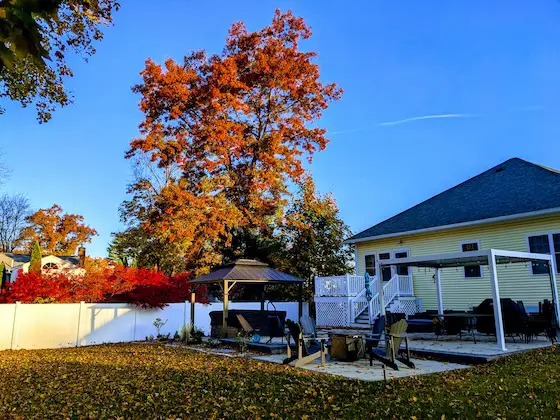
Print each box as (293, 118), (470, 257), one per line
(397, 275), (414, 296)
(315, 274), (365, 297)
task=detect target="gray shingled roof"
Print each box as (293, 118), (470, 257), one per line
(1, 253), (80, 267)
(190, 259), (303, 284)
(348, 158), (560, 242)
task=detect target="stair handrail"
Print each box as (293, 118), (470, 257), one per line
(349, 288), (368, 322)
(383, 273), (400, 305)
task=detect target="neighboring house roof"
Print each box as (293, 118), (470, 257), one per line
(190, 259), (303, 284)
(347, 158), (560, 243)
(0, 253), (80, 269)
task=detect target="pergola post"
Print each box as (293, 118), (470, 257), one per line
(222, 280), (229, 338)
(435, 267), (444, 316)
(488, 250), (506, 351)
(376, 258), (385, 316)
(260, 284), (266, 311)
(547, 257), (560, 326)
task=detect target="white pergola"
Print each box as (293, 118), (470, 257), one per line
(376, 249), (560, 351)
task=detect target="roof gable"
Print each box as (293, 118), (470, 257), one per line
(348, 158), (560, 242)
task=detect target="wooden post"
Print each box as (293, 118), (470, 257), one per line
(435, 268), (444, 316)
(298, 282), (303, 319)
(222, 280), (229, 338)
(190, 287), (197, 326)
(488, 250), (506, 352)
(260, 284), (266, 311)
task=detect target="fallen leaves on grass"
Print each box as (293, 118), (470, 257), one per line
(0, 344), (558, 418)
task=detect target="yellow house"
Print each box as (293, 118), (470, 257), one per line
(348, 157), (560, 312)
(315, 158), (560, 328)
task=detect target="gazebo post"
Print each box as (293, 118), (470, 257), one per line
(222, 280), (229, 338)
(260, 284), (266, 311)
(547, 257), (560, 325)
(298, 282), (303, 319)
(190, 285), (198, 326)
(488, 250), (506, 351)
(435, 267), (444, 316)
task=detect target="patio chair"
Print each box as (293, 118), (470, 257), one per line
(283, 319), (327, 368)
(364, 315), (385, 357)
(300, 315), (317, 338)
(369, 319), (415, 370)
(236, 314), (260, 338)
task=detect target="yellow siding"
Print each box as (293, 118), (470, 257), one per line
(355, 215), (560, 311)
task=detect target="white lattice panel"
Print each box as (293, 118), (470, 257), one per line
(316, 301), (349, 327)
(391, 299), (419, 316)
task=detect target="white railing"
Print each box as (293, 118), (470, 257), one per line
(383, 274), (400, 304)
(350, 289), (368, 321)
(368, 293), (381, 324)
(397, 275), (414, 296)
(315, 274), (365, 297)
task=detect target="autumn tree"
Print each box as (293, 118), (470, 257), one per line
(19, 204), (97, 255)
(124, 10), (342, 275)
(29, 241), (41, 273)
(0, 193), (30, 252)
(270, 176), (353, 302)
(0, 0), (120, 122)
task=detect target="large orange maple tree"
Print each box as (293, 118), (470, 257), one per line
(19, 204), (98, 256)
(125, 10), (342, 274)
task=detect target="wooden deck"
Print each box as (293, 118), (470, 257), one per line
(219, 338), (287, 354)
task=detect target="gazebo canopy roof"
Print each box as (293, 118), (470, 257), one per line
(189, 259), (304, 284)
(380, 249), (553, 269)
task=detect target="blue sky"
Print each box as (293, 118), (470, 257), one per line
(1, 0), (560, 257)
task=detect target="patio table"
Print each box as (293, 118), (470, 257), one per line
(437, 313), (493, 344)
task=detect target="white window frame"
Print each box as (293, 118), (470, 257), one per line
(460, 240), (483, 278)
(364, 252), (376, 276)
(392, 248), (411, 277)
(378, 250), (393, 281)
(526, 232), (560, 276)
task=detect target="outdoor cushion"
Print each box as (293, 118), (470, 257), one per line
(209, 310), (287, 337)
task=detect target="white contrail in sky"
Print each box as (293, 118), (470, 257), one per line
(378, 113), (475, 126)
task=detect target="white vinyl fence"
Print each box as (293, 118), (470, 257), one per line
(0, 301), (307, 350)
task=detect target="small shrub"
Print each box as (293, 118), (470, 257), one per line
(153, 317), (167, 339)
(179, 324), (204, 344)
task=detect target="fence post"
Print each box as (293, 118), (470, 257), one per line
(10, 301), (20, 350)
(75, 301), (84, 347)
(133, 307), (137, 342)
(184, 300), (188, 327)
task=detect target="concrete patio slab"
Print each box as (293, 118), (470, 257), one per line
(251, 353), (468, 382)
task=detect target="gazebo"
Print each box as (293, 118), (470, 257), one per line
(189, 259), (304, 336)
(377, 249), (560, 351)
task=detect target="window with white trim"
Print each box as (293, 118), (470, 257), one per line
(394, 251), (410, 276)
(461, 241), (482, 278)
(365, 254), (376, 276)
(528, 233), (559, 274)
(379, 252), (391, 281)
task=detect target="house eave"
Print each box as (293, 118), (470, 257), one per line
(344, 207), (560, 245)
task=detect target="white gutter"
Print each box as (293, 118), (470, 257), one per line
(345, 207), (560, 245)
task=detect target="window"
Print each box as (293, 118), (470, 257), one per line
(379, 253), (391, 281)
(42, 262), (59, 271)
(365, 254), (376, 276)
(461, 241), (482, 278)
(527, 234), (559, 275)
(394, 251), (409, 276)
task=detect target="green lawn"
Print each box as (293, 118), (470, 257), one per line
(0, 344), (558, 418)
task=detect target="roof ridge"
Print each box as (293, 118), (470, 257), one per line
(349, 157), (560, 242)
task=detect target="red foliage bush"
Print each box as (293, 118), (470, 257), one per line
(0, 266), (208, 308)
